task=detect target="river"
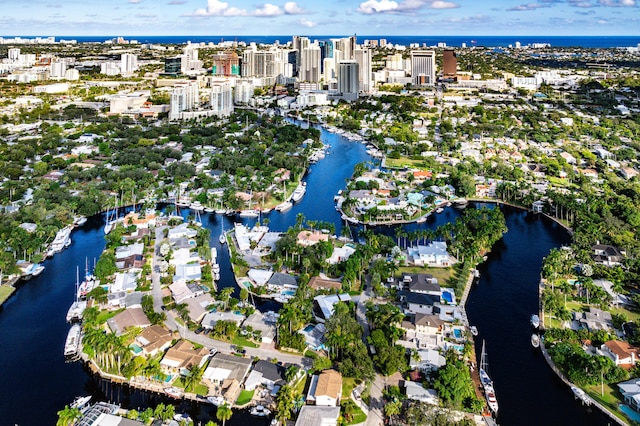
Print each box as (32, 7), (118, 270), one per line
(0, 123), (610, 425)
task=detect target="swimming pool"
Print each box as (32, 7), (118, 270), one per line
(129, 343), (142, 355)
(442, 291), (453, 303)
(620, 404), (640, 423)
(282, 290), (296, 296)
(453, 329), (463, 339)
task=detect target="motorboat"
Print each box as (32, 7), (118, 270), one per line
(67, 267), (87, 322)
(64, 324), (82, 358)
(531, 333), (540, 348)
(219, 232), (226, 245)
(470, 326), (478, 336)
(49, 226), (72, 254)
(250, 405), (271, 417)
(484, 383), (499, 414)
(73, 216), (88, 227)
(70, 395), (91, 410)
(275, 201), (293, 212)
(435, 207), (444, 214)
(164, 387), (183, 398)
(239, 210), (259, 218)
(291, 182), (306, 202)
(207, 396), (225, 406)
(190, 201), (205, 211)
(531, 314), (540, 329)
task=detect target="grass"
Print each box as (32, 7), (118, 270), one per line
(563, 300), (640, 323)
(172, 378), (209, 395)
(584, 384), (630, 425)
(384, 157), (425, 169)
(0, 285), (15, 305)
(397, 266), (453, 286)
(295, 374), (309, 396)
(96, 308), (123, 324)
(231, 335), (260, 348)
(345, 406), (367, 425)
(236, 389), (254, 406)
(342, 377), (360, 400)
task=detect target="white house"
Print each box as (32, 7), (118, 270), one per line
(407, 241), (454, 267)
(404, 381), (439, 405)
(306, 369), (342, 407)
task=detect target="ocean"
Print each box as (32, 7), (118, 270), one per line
(5, 35), (640, 48)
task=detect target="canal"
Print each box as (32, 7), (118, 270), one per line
(0, 123), (609, 425)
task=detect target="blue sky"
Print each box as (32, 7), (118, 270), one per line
(0, 0), (638, 36)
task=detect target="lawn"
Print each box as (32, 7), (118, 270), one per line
(584, 384), (630, 425)
(231, 335), (260, 348)
(342, 377), (360, 400)
(0, 286), (15, 305)
(236, 389), (254, 406)
(384, 157), (425, 169)
(564, 300), (640, 323)
(172, 377), (209, 395)
(345, 406), (367, 425)
(398, 266), (453, 286)
(96, 308), (122, 324)
(295, 374), (309, 396)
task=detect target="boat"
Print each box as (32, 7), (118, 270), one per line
(174, 413), (192, 423)
(64, 324), (82, 358)
(479, 340), (498, 414)
(164, 387), (183, 398)
(73, 216), (87, 227)
(416, 216), (427, 223)
(49, 226), (72, 254)
(67, 267), (87, 322)
(435, 207), (444, 214)
(104, 195), (120, 234)
(531, 333), (540, 348)
(77, 266), (99, 300)
(470, 326), (478, 336)
(207, 395), (225, 406)
(250, 405), (271, 417)
(291, 182), (306, 202)
(190, 201), (205, 211)
(453, 198), (468, 209)
(531, 314), (540, 329)
(70, 395), (92, 410)
(239, 209), (259, 218)
(275, 200), (293, 212)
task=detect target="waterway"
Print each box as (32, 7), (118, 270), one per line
(0, 122), (612, 425)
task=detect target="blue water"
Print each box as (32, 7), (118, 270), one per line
(453, 329), (462, 339)
(5, 35), (640, 48)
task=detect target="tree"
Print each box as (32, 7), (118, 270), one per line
(275, 384), (296, 424)
(56, 405), (82, 426)
(433, 355), (475, 409)
(384, 400), (402, 423)
(216, 402), (233, 426)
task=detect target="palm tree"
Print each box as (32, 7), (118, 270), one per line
(384, 400), (402, 423)
(216, 402), (233, 426)
(56, 405), (82, 426)
(275, 385), (296, 424)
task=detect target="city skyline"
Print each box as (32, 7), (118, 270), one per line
(0, 0), (638, 37)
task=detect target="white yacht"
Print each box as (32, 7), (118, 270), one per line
(291, 182), (306, 202)
(275, 201), (293, 212)
(49, 226), (72, 254)
(64, 324), (82, 358)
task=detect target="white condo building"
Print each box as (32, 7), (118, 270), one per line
(300, 43), (322, 83)
(210, 83), (234, 117)
(170, 82), (200, 120)
(411, 50), (436, 86)
(234, 79), (255, 105)
(49, 61), (67, 79)
(354, 47), (372, 93)
(120, 53), (138, 75)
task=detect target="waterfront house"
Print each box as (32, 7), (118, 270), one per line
(107, 307), (150, 336)
(169, 281), (204, 304)
(110, 272), (138, 293)
(296, 230), (330, 247)
(244, 360), (286, 391)
(618, 379), (640, 412)
(409, 348), (446, 372)
(401, 313), (446, 337)
(248, 268), (274, 286)
(306, 369), (342, 407)
(573, 307), (613, 332)
(135, 325), (173, 357)
(402, 274), (441, 295)
(267, 272), (299, 293)
(201, 310), (245, 329)
(160, 340), (209, 376)
(601, 340), (640, 367)
(115, 243), (144, 261)
(399, 291), (439, 315)
(295, 406), (341, 426)
(326, 246), (356, 265)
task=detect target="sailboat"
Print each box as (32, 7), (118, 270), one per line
(104, 194), (119, 234)
(66, 266), (87, 323)
(239, 191), (259, 217)
(479, 340), (499, 414)
(219, 221), (226, 245)
(275, 181), (293, 212)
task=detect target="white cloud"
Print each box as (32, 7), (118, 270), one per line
(254, 3), (282, 16)
(299, 18), (317, 27)
(430, 0), (459, 8)
(284, 1), (305, 14)
(128, 0), (142, 3)
(598, 0), (636, 5)
(357, 0), (399, 14)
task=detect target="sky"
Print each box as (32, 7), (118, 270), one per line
(0, 0), (638, 37)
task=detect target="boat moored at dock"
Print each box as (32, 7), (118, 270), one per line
(64, 324), (82, 358)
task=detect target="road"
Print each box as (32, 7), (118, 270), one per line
(150, 222), (310, 368)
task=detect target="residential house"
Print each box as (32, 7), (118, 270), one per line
(592, 244), (625, 267)
(243, 311), (277, 344)
(308, 276), (342, 291)
(267, 272), (299, 293)
(407, 241), (454, 267)
(106, 307), (150, 336)
(201, 310), (245, 329)
(399, 291), (439, 315)
(312, 294), (351, 323)
(620, 167), (639, 180)
(402, 274), (441, 296)
(573, 307), (613, 332)
(402, 313), (446, 336)
(160, 340), (209, 375)
(409, 348), (446, 372)
(602, 340), (640, 367)
(111, 272), (138, 293)
(135, 325), (173, 357)
(404, 381), (439, 405)
(326, 246), (356, 265)
(294, 406), (341, 426)
(115, 243), (144, 261)
(169, 281), (204, 304)
(244, 360), (286, 391)
(296, 230), (330, 247)
(618, 379), (640, 412)
(307, 369), (342, 406)
(183, 293), (214, 323)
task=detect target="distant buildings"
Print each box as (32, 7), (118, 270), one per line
(442, 49), (457, 79)
(337, 61), (359, 101)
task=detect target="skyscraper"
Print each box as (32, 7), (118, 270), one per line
(169, 82), (199, 120)
(411, 50), (436, 86)
(443, 49), (457, 79)
(120, 53), (138, 75)
(210, 83), (234, 117)
(300, 43), (321, 83)
(211, 52), (240, 76)
(354, 47), (372, 94)
(338, 61), (359, 101)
